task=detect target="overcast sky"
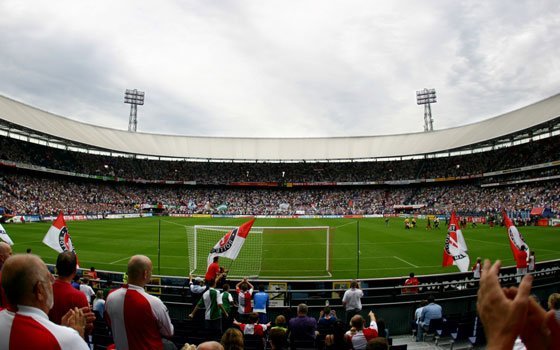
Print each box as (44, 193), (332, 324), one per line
(0, 1), (559, 138)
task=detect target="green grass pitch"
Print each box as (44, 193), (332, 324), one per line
(4, 217), (560, 280)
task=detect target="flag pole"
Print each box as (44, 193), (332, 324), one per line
(356, 220), (360, 279)
(158, 219), (161, 275)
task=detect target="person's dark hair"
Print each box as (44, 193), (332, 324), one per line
(56, 251), (77, 277)
(419, 299), (428, 307)
(241, 282), (248, 291)
(275, 315), (286, 327)
(376, 318), (387, 338)
(350, 280), (359, 288)
(366, 337), (389, 350)
(268, 328), (287, 348)
(258, 284), (265, 292)
(323, 306), (331, 315)
(409, 272), (415, 278)
(213, 256), (219, 262)
(222, 283), (230, 292)
(248, 312), (259, 324)
(297, 303), (308, 315)
(330, 320), (348, 349)
(427, 294), (436, 304)
(350, 314), (364, 329)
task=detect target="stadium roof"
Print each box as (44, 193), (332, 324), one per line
(0, 93), (560, 161)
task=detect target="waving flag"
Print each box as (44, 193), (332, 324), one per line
(442, 211), (470, 272)
(503, 210), (529, 266)
(42, 212), (79, 265)
(208, 218), (255, 266)
(0, 223), (14, 245)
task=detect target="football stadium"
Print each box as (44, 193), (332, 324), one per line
(1, 3), (560, 348)
(1, 92), (560, 348)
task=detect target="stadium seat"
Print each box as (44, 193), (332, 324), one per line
(422, 317), (444, 344)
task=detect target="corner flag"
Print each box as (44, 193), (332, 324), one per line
(442, 211), (470, 272)
(0, 223), (14, 245)
(207, 218), (255, 266)
(43, 212), (79, 266)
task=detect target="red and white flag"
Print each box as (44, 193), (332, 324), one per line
(0, 223), (14, 245)
(43, 212), (79, 265)
(442, 211), (470, 272)
(503, 210), (529, 266)
(207, 218), (255, 266)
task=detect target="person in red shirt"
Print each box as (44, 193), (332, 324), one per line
(402, 272), (419, 294)
(49, 252), (95, 334)
(205, 256), (228, 286)
(233, 312), (271, 347)
(516, 246), (528, 283)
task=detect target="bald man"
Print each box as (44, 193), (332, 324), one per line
(0, 254), (88, 349)
(0, 241), (13, 308)
(105, 255), (175, 350)
(197, 341), (224, 350)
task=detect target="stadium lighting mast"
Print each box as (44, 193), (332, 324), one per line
(124, 89), (145, 132)
(416, 88), (437, 132)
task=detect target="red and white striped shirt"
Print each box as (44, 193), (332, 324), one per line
(236, 288), (253, 314)
(105, 284), (174, 350)
(0, 306), (88, 350)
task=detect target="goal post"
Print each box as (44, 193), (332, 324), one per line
(187, 225), (332, 279)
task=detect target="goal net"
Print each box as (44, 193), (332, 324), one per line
(187, 225), (331, 279)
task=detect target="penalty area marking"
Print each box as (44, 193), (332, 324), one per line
(393, 256), (418, 268)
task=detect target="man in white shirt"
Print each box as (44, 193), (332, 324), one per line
(342, 280), (363, 324)
(0, 254), (88, 349)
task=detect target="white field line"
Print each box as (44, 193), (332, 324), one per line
(334, 221), (358, 229)
(393, 255), (419, 268)
(109, 256), (131, 265)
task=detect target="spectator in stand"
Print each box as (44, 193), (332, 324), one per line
(477, 259), (560, 350)
(0, 241), (13, 308)
(342, 280), (363, 323)
(92, 290), (105, 318)
(317, 306), (337, 334)
(402, 272), (419, 294)
(220, 283), (236, 330)
(189, 276), (228, 338)
(288, 303), (317, 344)
(189, 275), (207, 299)
(547, 293), (560, 321)
(417, 295), (442, 341)
(0, 254), (89, 349)
(272, 314), (288, 333)
(345, 312), (378, 350)
(79, 277), (95, 304)
(233, 312), (271, 346)
(253, 284), (270, 324)
(71, 275), (81, 290)
(325, 319), (351, 350)
(87, 266), (98, 280)
(366, 337), (389, 350)
(197, 341), (224, 350)
(268, 327), (288, 350)
(528, 251), (536, 273)
(236, 278), (254, 322)
(105, 255), (175, 350)
(472, 257), (482, 279)
(49, 251), (94, 334)
(220, 327), (244, 350)
(516, 246), (529, 283)
(206, 256), (227, 286)
(411, 300), (428, 336)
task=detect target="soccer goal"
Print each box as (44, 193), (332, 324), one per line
(186, 225), (332, 279)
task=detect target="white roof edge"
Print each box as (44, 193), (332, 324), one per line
(0, 93), (559, 160)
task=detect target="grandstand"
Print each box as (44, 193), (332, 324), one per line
(1, 93), (560, 347)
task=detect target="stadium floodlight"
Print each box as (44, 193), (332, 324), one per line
(124, 89), (145, 132)
(416, 88), (437, 132)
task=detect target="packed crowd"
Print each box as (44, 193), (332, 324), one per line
(1, 171), (559, 216)
(1, 134), (559, 184)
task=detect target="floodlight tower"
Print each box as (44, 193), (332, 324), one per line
(416, 88), (437, 132)
(124, 89), (145, 132)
